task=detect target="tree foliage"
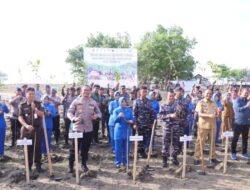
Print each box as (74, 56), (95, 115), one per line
(0, 71), (8, 86)
(65, 45), (85, 84)
(86, 32), (131, 48)
(136, 25), (197, 83)
(66, 32), (131, 84)
(207, 60), (248, 80)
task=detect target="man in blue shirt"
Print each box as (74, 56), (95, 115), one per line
(231, 88), (250, 160)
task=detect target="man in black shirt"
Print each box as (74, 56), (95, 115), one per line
(18, 87), (44, 172)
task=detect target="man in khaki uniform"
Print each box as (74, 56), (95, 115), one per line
(194, 89), (219, 165)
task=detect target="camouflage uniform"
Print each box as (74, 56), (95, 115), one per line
(160, 102), (182, 158)
(133, 97), (154, 156)
(174, 98), (189, 150)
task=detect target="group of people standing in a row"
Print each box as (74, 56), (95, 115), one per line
(0, 82), (250, 175)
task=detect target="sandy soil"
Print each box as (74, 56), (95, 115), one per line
(1, 88), (250, 190)
(1, 121), (250, 190)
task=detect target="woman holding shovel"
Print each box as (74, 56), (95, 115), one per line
(113, 97), (133, 168)
(41, 95), (56, 157)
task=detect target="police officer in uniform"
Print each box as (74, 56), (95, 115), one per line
(18, 87), (44, 172)
(67, 85), (101, 173)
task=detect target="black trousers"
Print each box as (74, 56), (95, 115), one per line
(53, 115), (60, 143)
(93, 120), (100, 143)
(10, 118), (22, 146)
(138, 126), (151, 154)
(231, 124), (249, 154)
(69, 131), (93, 166)
(64, 118), (71, 145)
(21, 126), (43, 168)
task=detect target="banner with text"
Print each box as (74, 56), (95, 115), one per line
(84, 48), (137, 88)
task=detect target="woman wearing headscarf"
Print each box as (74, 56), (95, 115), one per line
(113, 97), (133, 168)
(212, 93), (224, 144)
(0, 99), (9, 159)
(221, 93), (234, 133)
(108, 91), (120, 153)
(184, 93), (194, 136)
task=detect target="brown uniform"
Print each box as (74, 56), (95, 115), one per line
(194, 99), (217, 160)
(18, 100), (44, 168)
(221, 100), (234, 132)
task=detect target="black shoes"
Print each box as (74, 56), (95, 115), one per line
(68, 166), (74, 173)
(81, 164), (89, 173)
(163, 157), (168, 168)
(36, 164), (45, 173)
(139, 152), (147, 159)
(172, 156), (179, 166)
(211, 158), (220, 164)
(194, 159), (200, 165)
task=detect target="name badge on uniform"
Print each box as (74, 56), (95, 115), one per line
(34, 113), (38, 119)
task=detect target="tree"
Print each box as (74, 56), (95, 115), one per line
(65, 45), (85, 84)
(66, 32), (131, 84)
(86, 32), (131, 48)
(207, 60), (248, 81)
(28, 59), (41, 82)
(0, 71), (8, 86)
(136, 25), (197, 83)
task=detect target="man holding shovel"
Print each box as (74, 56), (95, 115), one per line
(67, 85), (101, 173)
(18, 87), (44, 172)
(194, 89), (220, 165)
(133, 86), (155, 159)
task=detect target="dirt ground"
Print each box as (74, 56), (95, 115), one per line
(1, 121), (250, 190)
(1, 88), (250, 190)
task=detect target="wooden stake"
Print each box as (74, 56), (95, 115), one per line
(223, 136), (229, 174)
(75, 138), (80, 184)
(43, 117), (53, 176)
(146, 120), (157, 166)
(24, 144), (30, 183)
(133, 128), (139, 181)
(182, 140), (187, 178)
(133, 140), (138, 181)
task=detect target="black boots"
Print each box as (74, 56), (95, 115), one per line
(163, 156), (168, 167)
(68, 162), (74, 173)
(36, 164), (45, 173)
(81, 164), (89, 173)
(172, 156), (179, 166)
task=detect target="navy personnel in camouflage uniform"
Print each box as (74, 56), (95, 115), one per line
(133, 86), (154, 158)
(174, 87), (189, 151)
(160, 91), (182, 167)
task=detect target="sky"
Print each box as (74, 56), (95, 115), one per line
(0, 0), (249, 84)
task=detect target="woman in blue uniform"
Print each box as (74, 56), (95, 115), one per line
(113, 97), (133, 168)
(42, 95), (56, 156)
(0, 99), (9, 158)
(108, 91), (120, 153)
